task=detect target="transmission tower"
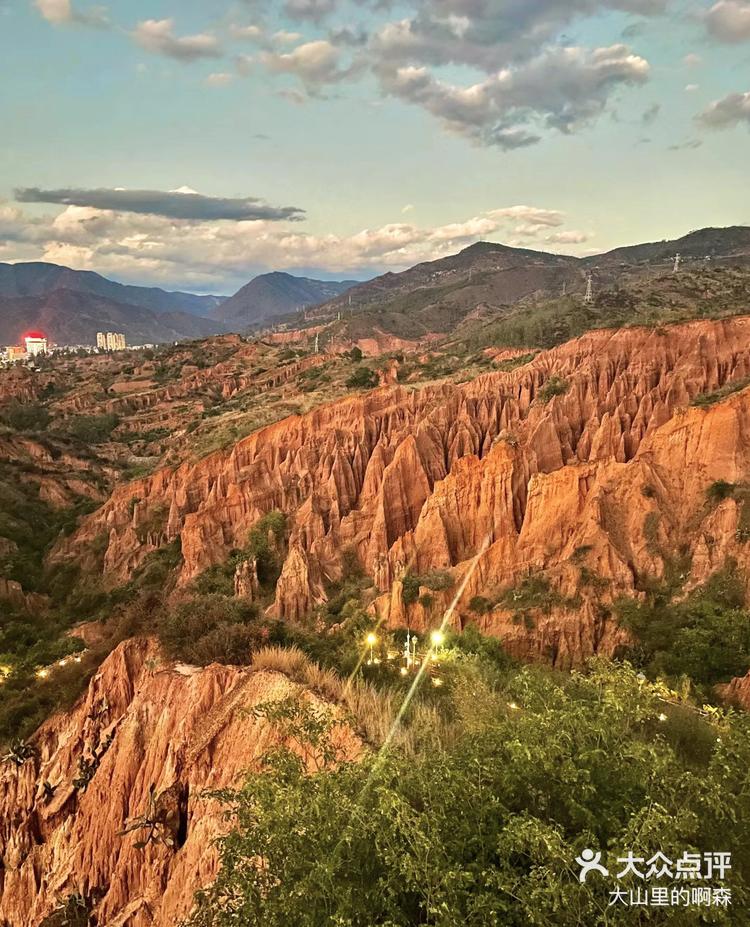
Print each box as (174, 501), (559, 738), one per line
(562, 280), (567, 298)
(584, 272), (594, 304)
(673, 253), (682, 274)
(314, 332), (320, 354)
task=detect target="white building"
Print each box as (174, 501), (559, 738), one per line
(24, 333), (48, 357)
(97, 332), (127, 352)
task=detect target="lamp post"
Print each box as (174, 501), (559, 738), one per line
(366, 632), (378, 666)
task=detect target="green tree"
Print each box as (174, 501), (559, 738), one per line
(189, 660), (750, 926)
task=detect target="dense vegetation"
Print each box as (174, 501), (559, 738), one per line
(616, 566), (750, 691)
(189, 655), (750, 926)
(458, 266), (750, 353)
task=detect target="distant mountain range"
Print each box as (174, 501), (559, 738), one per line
(0, 289), (223, 347)
(212, 272), (358, 327)
(3, 227), (748, 347)
(306, 226), (750, 341)
(0, 263), (359, 345)
(0, 262), (224, 317)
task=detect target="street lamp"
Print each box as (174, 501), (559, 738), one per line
(430, 629), (445, 649)
(366, 632), (378, 665)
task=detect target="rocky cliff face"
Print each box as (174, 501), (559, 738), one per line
(0, 638), (360, 927)
(53, 318), (750, 666)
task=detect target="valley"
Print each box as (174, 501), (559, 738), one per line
(2, 229), (750, 925)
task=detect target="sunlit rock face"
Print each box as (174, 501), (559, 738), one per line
(0, 638), (361, 927)
(53, 317), (750, 666)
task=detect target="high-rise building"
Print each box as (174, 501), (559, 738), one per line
(24, 333), (48, 356)
(97, 332), (127, 352)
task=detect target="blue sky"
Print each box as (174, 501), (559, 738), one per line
(0, 0), (748, 293)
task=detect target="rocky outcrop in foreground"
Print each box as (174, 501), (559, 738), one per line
(0, 639), (359, 927)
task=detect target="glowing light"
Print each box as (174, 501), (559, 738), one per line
(36, 669), (49, 679)
(366, 633), (378, 647)
(508, 701), (520, 711)
(400, 667), (408, 676)
(432, 677), (443, 687)
(58, 659), (68, 667)
(430, 630), (445, 647)
(658, 713), (668, 722)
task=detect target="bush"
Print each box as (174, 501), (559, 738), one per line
(346, 367), (378, 389)
(402, 570), (454, 606)
(188, 659), (750, 927)
(65, 413), (120, 443)
(707, 480), (736, 503)
(468, 595), (494, 614)
(537, 376), (569, 403)
(0, 401), (50, 432)
(616, 566), (750, 687)
(157, 595), (263, 665)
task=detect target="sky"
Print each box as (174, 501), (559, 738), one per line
(0, 0), (749, 294)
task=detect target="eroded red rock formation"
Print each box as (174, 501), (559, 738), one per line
(0, 638), (361, 927)
(53, 318), (750, 666)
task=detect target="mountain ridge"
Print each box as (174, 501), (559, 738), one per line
(0, 288), (225, 346)
(0, 261), (224, 317)
(213, 271), (359, 328)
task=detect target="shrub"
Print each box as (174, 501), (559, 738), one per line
(346, 367), (378, 389)
(616, 566), (750, 687)
(0, 401), (50, 432)
(157, 595), (262, 665)
(692, 378), (750, 408)
(188, 659), (750, 927)
(537, 376), (569, 403)
(65, 413), (120, 444)
(402, 570), (454, 606)
(707, 480), (736, 503)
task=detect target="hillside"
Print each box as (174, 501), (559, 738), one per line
(294, 226), (750, 346)
(4, 313), (750, 923)
(0, 261), (223, 317)
(0, 289), (225, 346)
(3, 232), (750, 924)
(213, 271), (358, 328)
(587, 225), (750, 270)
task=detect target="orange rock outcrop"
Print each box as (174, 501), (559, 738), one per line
(53, 318), (750, 666)
(0, 638), (360, 927)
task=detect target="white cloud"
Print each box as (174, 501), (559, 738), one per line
(230, 23), (263, 41)
(0, 201), (591, 288)
(377, 45), (650, 149)
(132, 19), (222, 62)
(696, 90), (750, 128)
(705, 1), (750, 42)
(34, 0), (107, 27)
(546, 230), (589, 244)
(206, 72), (234, 87)
(261, 39), (358, 90)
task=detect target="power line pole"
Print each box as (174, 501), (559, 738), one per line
(673, 253), (682, 274)
(584, 272), (594, 304)
(314, 332), (320, 354)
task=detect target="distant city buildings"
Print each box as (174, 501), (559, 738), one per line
(4, 345), (28, 362)
(1, 333), (49, 364)
(24, 333), (48, 357)
(97, 332), (127, 352)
